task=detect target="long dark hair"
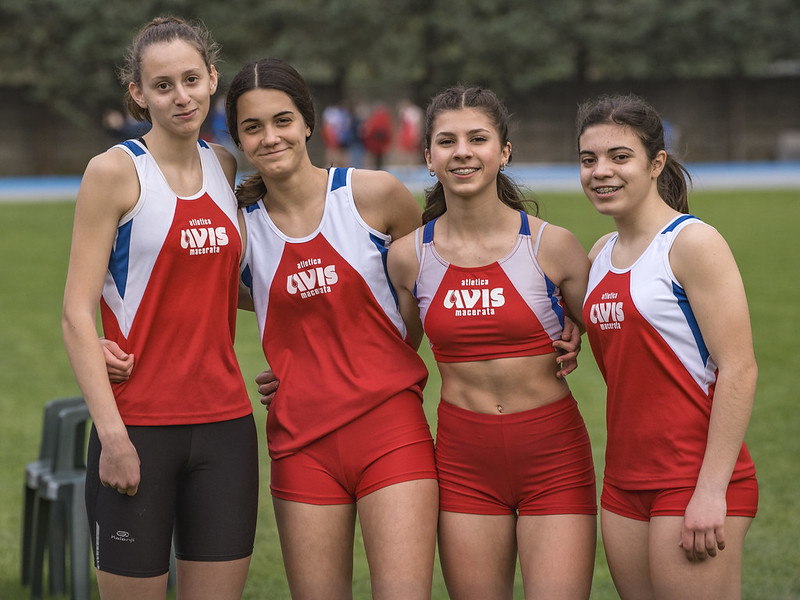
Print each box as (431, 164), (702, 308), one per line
(225, 58), (316, 207)
(422, 85), (536, 224)
(576, 94), (691, 213)
(120, 16), (220, 123)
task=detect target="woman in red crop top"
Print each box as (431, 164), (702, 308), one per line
(388, 86), (596, 599)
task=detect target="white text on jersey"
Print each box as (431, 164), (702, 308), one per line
(444, 288), (505, 315)
(181, 226), (229, 255)
(588, 301), (625, 330)
(287, 265), (339, 298)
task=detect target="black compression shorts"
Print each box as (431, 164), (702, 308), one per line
(85, 414), (259, 577)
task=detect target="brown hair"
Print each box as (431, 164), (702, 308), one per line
(422, 85), (536, 224)
(576, 94), (691, 213)
(225, 58), (316, 208)
(119, 16), (220, 123)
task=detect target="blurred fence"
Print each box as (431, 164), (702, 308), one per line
(2, 161), (798, 204)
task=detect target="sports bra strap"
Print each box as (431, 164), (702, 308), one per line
(533, 220), (548, 257)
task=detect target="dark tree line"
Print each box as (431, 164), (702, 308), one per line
(1, 0), (798, 124)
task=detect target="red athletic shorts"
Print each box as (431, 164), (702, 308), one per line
(435, 394), (597, 516)
(270, 389), (436, 504)
(601, 475), (759, 521)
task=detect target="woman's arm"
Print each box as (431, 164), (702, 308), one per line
(671, 222), (757, 561)
(536, 222), (592, 376)
(387, 231), (424, 350)
(352, 168), (424, 347)
(62, 150), (142, 496)
(537, 223), (591, 329)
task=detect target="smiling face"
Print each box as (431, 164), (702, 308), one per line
(425, 107), (511, 200)
(128, 39), (217, 137)
(235, 88), (312, 180)
(578, 122), (666, 217)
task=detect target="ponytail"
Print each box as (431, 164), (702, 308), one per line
(658, 155), (691, 214)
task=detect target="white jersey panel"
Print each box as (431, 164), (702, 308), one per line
(498, 220), (564, 342)
(587, 214), (718, 394)
(242, 167), (406, 340)
(102, 139), (239, 338)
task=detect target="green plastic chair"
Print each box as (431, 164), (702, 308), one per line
(28, 402), (91, 599)
(22, 396), (86, 592)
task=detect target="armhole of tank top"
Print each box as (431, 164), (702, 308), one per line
(345, 167), (391, 244)
(663, 216), (703, 285)
(532, 220), (548, 257)
(114, 144), (146, 227)
(238, 209), (248, 267)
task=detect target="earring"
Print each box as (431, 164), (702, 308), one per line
(429, 169), (435, 177)
(500, 164), (506, 172)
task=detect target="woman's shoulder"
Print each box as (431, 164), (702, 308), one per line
(527, 216), (583, 250)
(207, 141), (238, 184)
(388, 225), (419, 256)
(670, 218), (728, 269)
(83, 145), (138, 186)
(78, 146), (140, 215)
(588, 232), (616, 262)
(350, 167), (406, 197)
(350, 168), (420, 237)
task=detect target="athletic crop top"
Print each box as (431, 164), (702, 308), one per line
(241, 167), (428, 459)
(100, 138), (251, 426)
(414, 211), (565, 363)
(583, 214), (755, 488)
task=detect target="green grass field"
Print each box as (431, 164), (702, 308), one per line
(1, 189), (798, 598)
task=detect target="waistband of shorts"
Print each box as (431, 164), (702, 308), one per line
(437, 392), (577, 425)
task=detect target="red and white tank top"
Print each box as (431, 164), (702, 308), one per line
(415, 211), (565, 363)
(240, 167), (428, 459)
(101, 139), (251, 425)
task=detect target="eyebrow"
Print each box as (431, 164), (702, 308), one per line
(147, 67), (203, 82)
(239, 110), (294, 125)
(434, 127), (491, 138)
(579, 145), (635, 155)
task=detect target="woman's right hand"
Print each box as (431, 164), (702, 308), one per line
(255, 369), (279, 409)
(101, 338), (134, 382)
(99, 435), (141, 496)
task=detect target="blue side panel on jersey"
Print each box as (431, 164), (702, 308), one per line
(672, 281), (710, 365)
(241, 264), (254, 298)
(545, 275), (565, 329)
(369, 232), (399, 306)
(245, 202), (261, 214)
(331, 167), (348, 191)
(108, 220), (133, 298)
(198, 138), (210, 149)
(422, 219), (437, 244)
(661, 214), (697, 234)
(518, 210), (530, 236)
(120, 140), (146, 157)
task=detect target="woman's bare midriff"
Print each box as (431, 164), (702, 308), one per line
(437, 352), (570, 415)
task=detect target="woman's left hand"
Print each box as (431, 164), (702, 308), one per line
(553, 317), (582, 378)
(679, 489), (727, 561)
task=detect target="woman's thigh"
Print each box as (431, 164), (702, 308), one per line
(358, 478), (439, 600)
(517, 513), (596, 599)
